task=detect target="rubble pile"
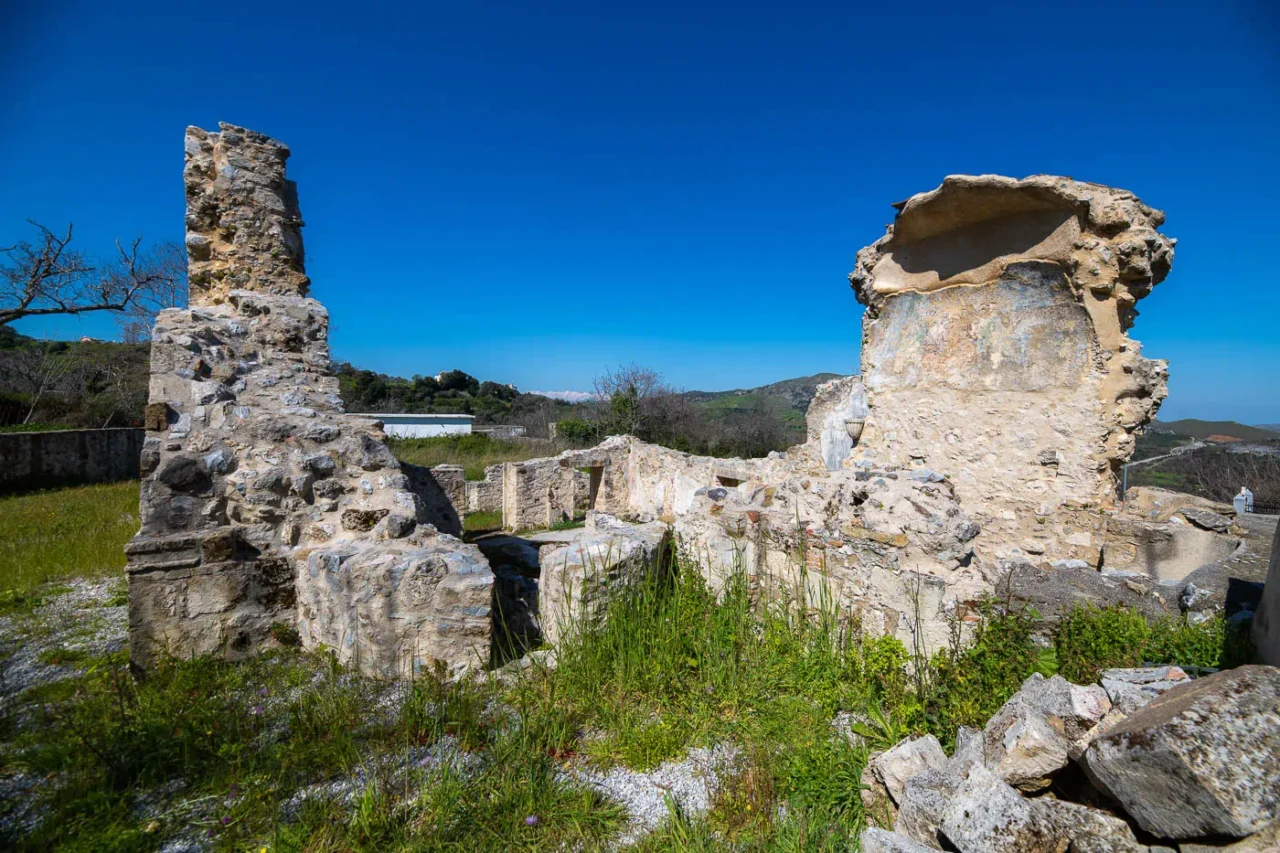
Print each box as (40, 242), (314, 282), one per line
(860, 664), (1280, 852)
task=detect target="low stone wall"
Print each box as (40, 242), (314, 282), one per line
(0, 428), (143, 493)
(466, 465), (504, 513)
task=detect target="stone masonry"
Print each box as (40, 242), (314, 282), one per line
(515, 175), (1207, 655)
(126, 124), (492, 679)
(130, 134), (1240, 679)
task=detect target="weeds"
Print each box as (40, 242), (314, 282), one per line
(1054, 605), (1252, 682)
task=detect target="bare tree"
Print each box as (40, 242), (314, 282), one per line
(114, 241), (188, 340)
(1, 220), (186, 329)
(592, 363), (676, 438)
(7, 340), (74, 422)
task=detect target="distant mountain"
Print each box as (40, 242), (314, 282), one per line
(529, 390), (596, 403)
(684, 373), (845, 423)
(1257, 424), (1280, 433)
(1153, 419), (1280, 443)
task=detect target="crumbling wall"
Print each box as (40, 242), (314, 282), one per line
(126, 124), (491, 679)
(501, 176), (1189, 655)
(1255, 521), (1280, 666)
(501, 437), (630, 530)
(466, 464), (505, 513)
(849, 175), (1173, 566)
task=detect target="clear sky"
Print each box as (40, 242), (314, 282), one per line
(2, 0), (1277, 422)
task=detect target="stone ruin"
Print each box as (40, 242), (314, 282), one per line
(858, 663), (1280, 851)
(126, 124), (492, 679)
(128, 124), (1273, 680)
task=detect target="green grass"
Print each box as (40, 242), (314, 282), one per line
(0, 486), (1257, 850)
(462, 509), (503, 533)
(0, 423), (81, 434)
(1, 650), (625, 852)
(390, 434), (559, 481)
(0, 482), (138, 597)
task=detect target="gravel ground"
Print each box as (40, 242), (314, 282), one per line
(0, 579), (128, 841)
(562, 743), (739, 845)
(0, 578), (128, 709)
(0, 581), (738, 849)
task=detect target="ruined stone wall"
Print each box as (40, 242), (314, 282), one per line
(501, 437), (630, 530)
(127, 124), (491, 679)
(849, 176), (1173, 566)
(1255, 521), (1280, 666)
(466, 465), (505, 513)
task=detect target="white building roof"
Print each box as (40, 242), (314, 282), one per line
(351, 413), (475, 421)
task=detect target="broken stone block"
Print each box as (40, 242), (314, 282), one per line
(860, 827), (939, 853)
(1099, 666), (1190, 715)
(1178, 507), (1233, 533)
(295, 542), (493, 680)
(1180, 821), (1280, 853)
(939, 764), (1061, 853)
(871, 735), (949, 805)
(1035, 798), (1142, 852)
(894, 769), (961, 849)
(1083, 665), (1280, 840)
(1068, 707), (1129, 762)
(538, 515), (670, 648)
(1019, 673), (1112, 740)
(946, 726), (985, 777)
(982, 694), (1070, 793)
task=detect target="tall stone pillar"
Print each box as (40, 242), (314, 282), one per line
(126, 124), (492, 678)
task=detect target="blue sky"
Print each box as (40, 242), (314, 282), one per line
(2, 1), (1278, 422)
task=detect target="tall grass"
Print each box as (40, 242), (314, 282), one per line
(389, 434), (559, 480)
(0, 481), (138, 597)
(2, 485), (1255, 850)
(3, 650), (625, 852)
(522, 553), (880, 846)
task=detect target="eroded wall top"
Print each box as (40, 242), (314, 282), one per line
(850, 174), (1174, 334)
(847, 174), (1174, 528)
(183, 123), (311, 304)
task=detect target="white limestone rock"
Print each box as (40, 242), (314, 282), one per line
(1083, 665), (1280, 840)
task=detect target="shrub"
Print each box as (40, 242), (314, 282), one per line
(1053, 604), (1150, 683)
(916, 600), (1039, 744)
(1145, 613), (1255, 670)
(554, 418), (597, 445)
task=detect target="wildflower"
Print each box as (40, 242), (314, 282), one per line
(251, 704), (264, 715)
(418, 755), (431, 767)
(258, 687), (269, 697)
(221, 815), (231, 826)
(525, 815), (539, 827)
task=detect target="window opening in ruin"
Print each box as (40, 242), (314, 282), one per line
(586, 465), (605, 509)
(716, 475), (744, 488)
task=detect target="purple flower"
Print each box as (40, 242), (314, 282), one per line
(206, 828), (216, 838)
(221, 815), (231, 826)
(258, 687), (269, 697)
(251, 705), (263, 716)
(418, 755), (431, 767)
(525, 815), (538, 827)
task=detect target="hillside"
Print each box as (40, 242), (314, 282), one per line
(683, 372), (843, 422)
(1153, 419), (1280, 443)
